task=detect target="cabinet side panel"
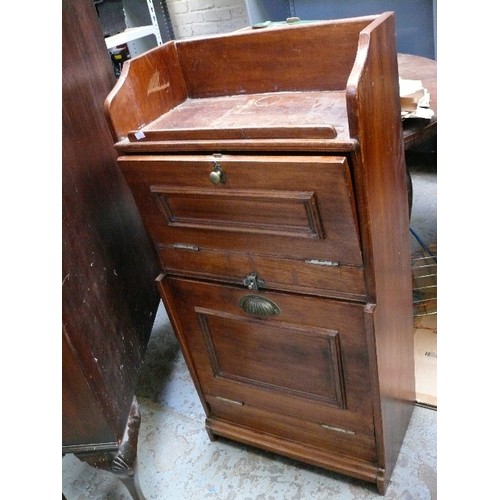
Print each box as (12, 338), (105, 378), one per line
(346, 12), (415, 487)
(62, 0), (160, 443)
(105, 41), (187, 141)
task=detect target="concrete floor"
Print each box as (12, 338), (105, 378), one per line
(62, 152), (437, 499)
(407, 150), (437, 260)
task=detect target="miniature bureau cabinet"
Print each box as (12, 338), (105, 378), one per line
(105, 12), (415, 494)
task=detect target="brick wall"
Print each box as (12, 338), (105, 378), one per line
(166, 0), (250, 39)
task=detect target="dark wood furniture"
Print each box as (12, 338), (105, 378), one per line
(398, 53), (437, 214)
(62, 0), (160, 498)
(105, 12), (415, 494)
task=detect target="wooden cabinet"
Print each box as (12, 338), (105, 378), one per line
(62, 1), (160, 498)
(105, 12), (415, 494)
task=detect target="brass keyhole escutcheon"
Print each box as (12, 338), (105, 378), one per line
(209, 163), (226, 185)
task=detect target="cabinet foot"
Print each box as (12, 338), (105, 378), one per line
(118, 472), (145, 500)
(64, 396), (144, 499)
(205, 424), (218, 442)
(111, 396), (144, 498)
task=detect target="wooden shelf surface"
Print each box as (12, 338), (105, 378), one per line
(128, 91), (349, 142)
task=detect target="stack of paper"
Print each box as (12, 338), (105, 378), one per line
(399, 78), (434, 119)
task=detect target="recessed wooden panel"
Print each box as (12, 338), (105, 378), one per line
(158, 276), (373, 429)
(119, 155), (363, 267)
(197, 308), (345, 407)
(152, 187), (324, 239)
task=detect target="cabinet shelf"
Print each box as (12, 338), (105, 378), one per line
(99, 0), (175, 58)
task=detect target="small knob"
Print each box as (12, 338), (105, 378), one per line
(209, 163), (226, 185)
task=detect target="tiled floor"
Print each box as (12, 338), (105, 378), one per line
(62, 153), (437, 499)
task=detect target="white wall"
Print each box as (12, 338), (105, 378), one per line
(166, 0), (250, 39)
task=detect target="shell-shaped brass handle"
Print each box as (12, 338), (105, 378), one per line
(239, 295), (280, 317)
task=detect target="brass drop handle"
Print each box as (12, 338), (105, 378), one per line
(209, 163), (226, 185)
(239, 295), (281, 317)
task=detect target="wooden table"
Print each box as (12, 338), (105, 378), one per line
(398, 53), (437, 150)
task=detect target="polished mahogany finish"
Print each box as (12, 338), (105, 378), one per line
(105, 12), (415, 494)
(62, 0), (160, 498)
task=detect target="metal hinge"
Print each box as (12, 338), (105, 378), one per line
(171, 243), (200, 252)
(304, 259), (339, 267)
(321, 424), (356, 435)
(216, 396), (244, 406)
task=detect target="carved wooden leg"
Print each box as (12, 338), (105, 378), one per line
(117, 472), (145, 500)
(64, 396), (144, 499)
(111, 396), (144, 500)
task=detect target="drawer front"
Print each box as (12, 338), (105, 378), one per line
(159, 276), (374, 436)
(120, 154), (365, 297)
